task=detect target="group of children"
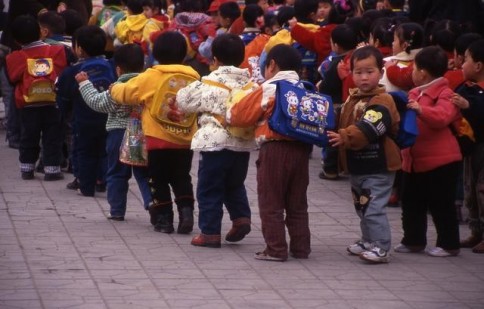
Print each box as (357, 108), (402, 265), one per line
(2, 0), (484, 263)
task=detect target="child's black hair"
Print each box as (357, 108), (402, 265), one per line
(38, 11), (66, 36)
(59, 9), (84, 36)
(467, 39), (484, 64)
(294, 0), (319, 22)
(331, 24), (357, 51)
(127, 0), (144, 14)
(370, 17), (394, 48)
(73, 25), (107, 57)
(219, 1), (241, 22)
(350, 45), (383, 71)
(11, 15), (40, 45)
(212, 33), (245, 66)
(175, 0), (207, 14)
(265, 44), (302, 72)
(414, 46), (448, 78)
(243, 4), (264, 28)
(395, 22), (424, 54)
(103, 0), (123, 5)
(455, 33), (483, 56)
(152, 31), (187, 64)
(113, 43), (145, 73)
(277, 6), (295, 28)
(345, 17), (366, 44)
(430, 19), (461, 53)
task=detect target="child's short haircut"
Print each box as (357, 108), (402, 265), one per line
(455, 33), (483, 56)
(277, 6), (295, 28)
(350, 45), (383, 71)
(430, 19), (461, 53)
(11, 15), (40, 45)
(73, 25), (107, 57)
(414, 46), (448, 78)
(38, 11), (66, 35)
(127, 0), (144, 14)
(176, 0), (206, 14)
(370, 17), (394, 48)
(219, 1), (241, 21)
(212, 33), (245, 66)
(294, 0), (319, 20)
(331, 24), (357, 51)
(152, 31), (187, 64)
(265, 44), (302, 72)
(467, 39), (484, 64)
(395, 22), (424, 54)
(113, 44), (145, 73)
(60, 9), (84, 36)
(243, 4), (264, 28)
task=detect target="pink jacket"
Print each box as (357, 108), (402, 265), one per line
(401, 77), (462, 173)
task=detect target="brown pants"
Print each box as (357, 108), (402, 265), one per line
(257, 141), (312, 259)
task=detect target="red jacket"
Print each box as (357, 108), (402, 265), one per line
(444, 69), (465, 91)
(401, 77), (462, 173)
(290, 23), (337, 64)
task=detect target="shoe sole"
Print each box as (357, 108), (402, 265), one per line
(254, 252), (285, 262)
(359, 254), (389, 263)
(177, 218), (194, 234)
(191, 242), (221, 248)
(225, 225), (251, 242)
(153, 226), (174, 234)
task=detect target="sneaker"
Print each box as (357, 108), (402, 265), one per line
(107, 215), (125, 221)
(394, 243), (425, 253)
(425, 247), (460, 257)
(472, 241), (484, 254)
(254, 251), (286, 262)
(347, 240), (371, 255)
(360, 247), (390, 263)
(21, 171), (34, 180)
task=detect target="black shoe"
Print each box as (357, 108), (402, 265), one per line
(66, 178), (80, 190)
(154, 212), (175, 234)
(177, 207), (194, 234)
(95, 182), (106, 192)
(44, 172), (64, 181)
(21, 171), (34, 180)
(107, 215), (125, 221)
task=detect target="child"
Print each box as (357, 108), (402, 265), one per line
(227, 44), (312, 262)
(452, 39), (484, 253)
(176, 34), (256, 248)
(75, 43), (152, 221)
(114, 0), (155, 46)
(110, 31), (200, 234)
(239, 4), (264, 45)
(57, 25), (115, 196)
(326, 46), (401, 263)
(368, 17), (395, 57)
(395, 46), (462, 257)
(445, 33), (482, 91)
(5, 15), (69, 181)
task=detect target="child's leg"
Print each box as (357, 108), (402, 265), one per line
(427, 162), (460, 251)
(169, 149), (194, 234)
(105, 129), (131, 218)
(18, 107), (42, 175)
(349, 173), (394, 251)
(132, 166), (152, 210)
(39, 106), (63, 177)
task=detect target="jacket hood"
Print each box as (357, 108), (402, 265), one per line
(174, 12), (210, 27)
(124, 14), (148, 31)
(150, 64), (200, 79)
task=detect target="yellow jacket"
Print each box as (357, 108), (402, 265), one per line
(110, 65), (200, 145)
(114, 13), (149, 44)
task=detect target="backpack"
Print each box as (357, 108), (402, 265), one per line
(97, 5), (123, 27)
(202, 79), (257, 140)
(292, 42), (319, 85)
(388, 91), (418, 149)
(149, 73), (199, 145)
(20, 47), (58, 105)
(268, 80), (335, 147)
(79, 58), (116, 92)
(175, 25), (205, 61)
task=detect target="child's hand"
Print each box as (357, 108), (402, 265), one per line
(327, 131), (342, 146)
(451, 93), (470, 109)
(407, 99), (422, 114)
(357, 41), (369, 49)
(384, 59), (397, 69)
(75, 71), (88, 83)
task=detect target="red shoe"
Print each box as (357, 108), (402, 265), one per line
(225, 217), (251, 242)
(191, 234), (221, 248)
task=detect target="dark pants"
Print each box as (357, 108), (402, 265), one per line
(73, 122), (107, 196)
(197, 150), (251, 235)
(18, 105), (62, 169)
(401, 162), (460, 250)
(148, 148), (194, 211)
(257, 141), (312, 259)
(106, 129), (152, 217)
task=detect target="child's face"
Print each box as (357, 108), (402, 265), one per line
(351, 56), (383, 93)
(411, 64), (428, 86)
(258, 0), (269, 12)
(317, 2), (332, 20)
(453, 49), (464, 69)
(462, 49), (480, 82)
(143, 6), (154, 18)
(255, 15), (265, 30)
(392, 32), (406, 55)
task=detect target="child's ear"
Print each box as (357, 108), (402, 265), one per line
(476, 61), (483, 73)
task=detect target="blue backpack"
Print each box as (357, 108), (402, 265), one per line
(388, 91), (418, 149)
(79, 58), (116, 92)
(268, 80), (335, 147)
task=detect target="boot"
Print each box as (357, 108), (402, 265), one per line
(472, 241), (484, 253)
(148, 202), (168, 226)
(153, 209), (174, 234)
(225, 217), (251, 242)
(191, 233), (221, 248)
(177, 207), (194, 234)
(460, 234), (482, 248)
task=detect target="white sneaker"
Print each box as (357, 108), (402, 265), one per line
(347, 240), (371, 255)
(360, 247), (390, 263)
(394, 243), (425, 253)
(425, 247), (460, 257)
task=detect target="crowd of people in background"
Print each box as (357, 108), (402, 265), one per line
(0, 0), (483, 263)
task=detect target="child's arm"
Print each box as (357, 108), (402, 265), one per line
(290, 23), (317, 52)
(75, 71), (118, 114)
(110, 73), (151, 106)
(176, 81), (207, 114)
(385, 63), (415, 91)
(227, 87), (265, 127)
(412, 89), (460, 128)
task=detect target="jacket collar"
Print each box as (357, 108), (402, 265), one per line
(412, 77), (449, 100)
(348, 85), (386, 99)
(263, 70), (299, 85)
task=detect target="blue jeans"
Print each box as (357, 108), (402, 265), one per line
(197, 150), (251, 235)
(106, 129), (151, 217)
(349, 172), (395, 251)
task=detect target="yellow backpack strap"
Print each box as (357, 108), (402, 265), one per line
(202, 79), (232, 91)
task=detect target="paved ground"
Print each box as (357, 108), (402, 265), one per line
(0, 130), (483, 309)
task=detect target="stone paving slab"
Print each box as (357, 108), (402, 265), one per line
(0, 131), (483, 308)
